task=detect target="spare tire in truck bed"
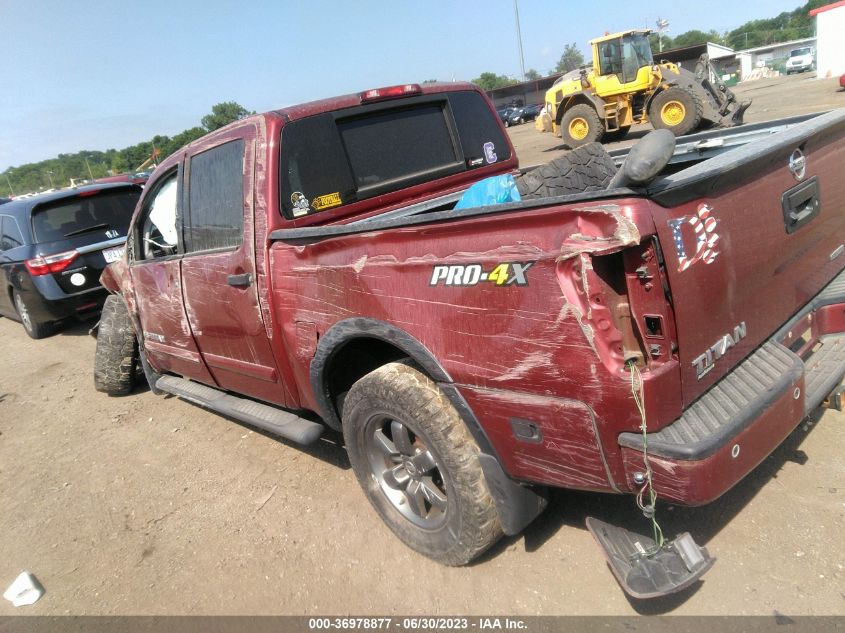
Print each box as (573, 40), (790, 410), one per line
(516, 143), (618, 200)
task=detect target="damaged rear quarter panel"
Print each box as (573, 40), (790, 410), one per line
(271, 198), (655, 490)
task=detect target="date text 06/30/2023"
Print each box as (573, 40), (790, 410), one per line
(307, 617), (528, 630)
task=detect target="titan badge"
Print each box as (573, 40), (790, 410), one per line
(692, 322), (747, 380)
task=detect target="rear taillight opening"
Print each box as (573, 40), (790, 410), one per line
(359, 84), (422, 103)
(25, 250), (79, 276)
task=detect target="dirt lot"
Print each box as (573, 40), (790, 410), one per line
(510, 72), (845, 167)
(1, 74), (845, 617)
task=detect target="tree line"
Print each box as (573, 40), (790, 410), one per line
(3, 102), (253, 197)
(472, 0), (826, 91)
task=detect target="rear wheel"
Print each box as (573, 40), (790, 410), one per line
(13, 290), (54, 339)
(649, 87), (702, 136)
(560, 104), (604, 148)
(516, 142), (618, 200)
(94, 294), (138, 395)
(342, 362), (503, 566)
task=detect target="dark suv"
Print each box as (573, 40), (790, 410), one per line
(0, 183), (142, 338)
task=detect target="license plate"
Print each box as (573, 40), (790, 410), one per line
(103, 245), (125, 263)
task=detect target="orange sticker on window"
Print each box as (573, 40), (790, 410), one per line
(312, 192), (342, 211)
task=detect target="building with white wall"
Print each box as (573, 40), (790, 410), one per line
(810, 1), (845, 78)
(735, 37), (817, 69)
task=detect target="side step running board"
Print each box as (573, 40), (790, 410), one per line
(156, 375), (323, 445)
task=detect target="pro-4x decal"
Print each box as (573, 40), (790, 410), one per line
(430, 262), (534, 287)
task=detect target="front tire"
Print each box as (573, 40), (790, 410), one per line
(649, 86), (702, 136)
(13, 290), (54, 339)
(94, 294), (138, 395)
(559, 103), (604, 148)
(342, 362), (503, 566)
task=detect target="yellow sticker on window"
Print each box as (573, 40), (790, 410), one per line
(312, 192), (342, 211)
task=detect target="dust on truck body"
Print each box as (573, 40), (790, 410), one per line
(96, 80), (845, 596)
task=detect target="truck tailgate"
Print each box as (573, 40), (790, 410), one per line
(648, 109), (845, 407)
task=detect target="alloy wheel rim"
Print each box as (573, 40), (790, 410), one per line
(661, 101), (686, 126)
(365, 415), (448, 529)
(14, 294), (32, 332)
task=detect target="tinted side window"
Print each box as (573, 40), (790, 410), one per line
(0, 216), (24, 251)
(136, 172), (179, 261)
(186, 139), (244, 252)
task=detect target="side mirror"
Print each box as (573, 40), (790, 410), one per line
(608, 129), (676, 189)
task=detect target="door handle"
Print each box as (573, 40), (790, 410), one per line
(781, 176), (820, 235)
(227, 273), (253, 287)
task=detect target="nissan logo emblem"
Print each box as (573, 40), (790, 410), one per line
(789, 148), (806, 181)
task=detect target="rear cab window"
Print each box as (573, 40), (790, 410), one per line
(31, 188), (140, 244)
(279, 90), (510, 220)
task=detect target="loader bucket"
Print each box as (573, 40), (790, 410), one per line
(730, 100), (752, 126)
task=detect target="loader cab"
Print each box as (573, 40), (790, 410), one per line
(592, 31), (654, 94)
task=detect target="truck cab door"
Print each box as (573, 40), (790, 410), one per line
(179, 130), (289, 406)
(129, 165), (215, 385)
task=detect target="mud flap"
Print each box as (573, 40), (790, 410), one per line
(586, 517), (715, 599)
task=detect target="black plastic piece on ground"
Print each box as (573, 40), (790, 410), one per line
(155, 375), (323, 445)
(586, 517), (714, 600)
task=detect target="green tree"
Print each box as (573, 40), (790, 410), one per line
(648, 32), (674, 54)
(726, 0), (826, 49)
(555, 43), (585, 73)
(471, 72), (518, 91)
(672, 29), (725, 47)
(201, 101), (255, 132)
(524, 69), (541, 81)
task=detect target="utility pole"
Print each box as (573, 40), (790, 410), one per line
(85, 158), (95, 180)
(46, 170), (55, 189)
(656, 18), (670, 53)
(4, 173), (14, 197)
(514, 0), (526, 81)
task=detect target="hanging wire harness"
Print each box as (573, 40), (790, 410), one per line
(627, 360), (664, 556)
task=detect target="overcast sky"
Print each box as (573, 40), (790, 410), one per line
(0, 0), (806, 172)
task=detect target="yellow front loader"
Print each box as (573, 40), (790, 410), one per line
(545, 30), (750, 147)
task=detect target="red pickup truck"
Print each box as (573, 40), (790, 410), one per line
(94, 81), (845, 596)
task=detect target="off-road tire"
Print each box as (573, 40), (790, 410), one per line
(94, 294), (138, 395)
(13, 289), (54, 339)
(342, 362), (503, 566)
(559, 103), (604, 148)
(649, 86), (702, 136)
(516, 143), (618, 200)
